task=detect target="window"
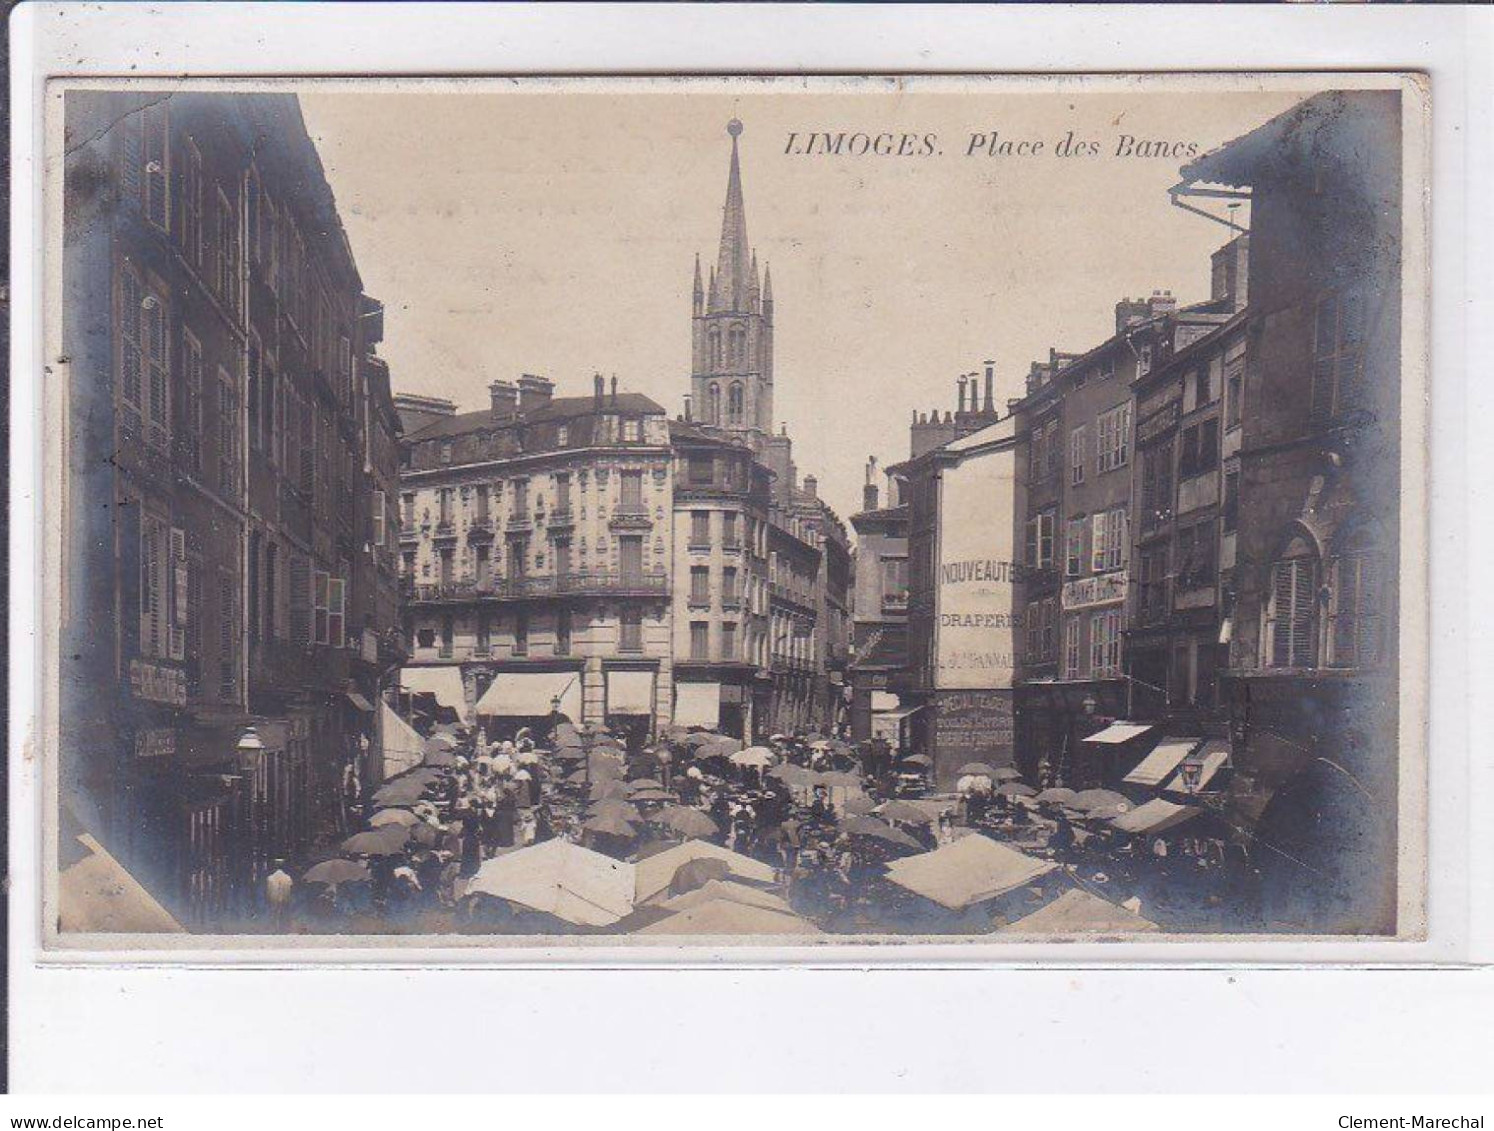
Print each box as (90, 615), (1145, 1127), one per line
(1025, 511), (1056, 570)
(620, 609), (643, 653)
(722, 621), (738, 660)
(438, 488), (453, 526)
(262, 359), (277, 464)
(1328, 538), (1384, 669)
(552, 537), (571, 579)
(475, 612), (491, 656)
(327, 577), (345, 649)
(688, 455), (714, 486)
(1138, 344), (1153, 377)
(372, 489), (386, 547)
(690, 566), (711, 605)
(438, 548), (454, 586)
(513, 611), (529, 656)
(1177, 519), (1217, 591)
(217, 370), (238, 496)
(1312, 288), (1367, 419)
(264, 542), (278, 640)
(247, 533), (261, 642)
(1200, 419), (1220, 472)
(723, 566), (739, 604)
(556, 608), (573, 655)
(619, 536), (644, 582)
(690, 510), (711, 547)
(475, 545), (491, 588)
(214, 188), (240, 312)
(416, 628), (435, 651)
(620, 470), (644, 512)
(1090, 609), (1123, 677)
(1065, 519), (1086, 578)
(722, 512), (739, 549)
(117, 266), (170, 451)
(690, 621), (709, 660)
(1265, 538), (1318, 669)
(621, 417), (643, 443)
(440, 441), (453, 465)
(440, 614), (455, 658)
(1223, 471), (1240, 534)
(881, 556), (908, 606)
(402, 492), (416, 530)
(512, 479), (529, 519)
(1090, 508), (1129, 573)
(1069, 425), (1087, 486)
(552, 474), (570, 516)
(1097, 403), (1131, 473)
(1139, 547), (1169, 624)
(728, 383), (744, 423)
(507, 537), (527, 579)
(1226, 367), (1243, 430)
(1029, 424), (1047, 481)
(708, 383), (721, 424)
(556, 424), (569, 447)
(1140, 440), (1175, 533)
(298, 392), (314, 496)
(289, 554), (311, 646)
(1064, 618), (1081, 679)
(1025, 599), (1045, 662)
(120, 100), (170, 229)
(218, 575), (238, 702)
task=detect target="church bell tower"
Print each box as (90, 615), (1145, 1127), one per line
(691, 119), (774, 439)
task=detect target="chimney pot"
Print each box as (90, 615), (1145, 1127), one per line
(517, 373), (555, 414)
(490, 379), (519, 418)
(610, 374), (618, 405)
(957, 376), (968, 414)
(593, 373), (605, 407)
(984, 363), (995, 414)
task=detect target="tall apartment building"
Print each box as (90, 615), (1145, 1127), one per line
(847, 459), (911, 742)
(1176, 92), (1403, 931)
(61, 91), (402, 923)
(398, 376), (675, 745)
(670, 419), (774, 737)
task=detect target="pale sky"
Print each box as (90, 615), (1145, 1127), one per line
(299, 79), (1310, 524)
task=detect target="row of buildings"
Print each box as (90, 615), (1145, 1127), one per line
(392, 119), (852, 748)
(62, 92), (407, 924)
(848, 90), (1403, 931)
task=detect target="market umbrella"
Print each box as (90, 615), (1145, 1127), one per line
(408, 822), (440, 848)
(804, 732), (828, 744)
(809, 740), (833, 752)
(584, 814), (638, 839)
(341, 827), (409, 857)
(589, 779), (631, 802)
(515, 750), (541, 766)
(684, 732), (717, 749)
(704, 735), (744, 757)
(1035, 787), (1077, 805)
(1070, 789), (1131, 814)
(668, 856), (732, 896)
(842, 795), (878, 817)
(956, 762), (1000, 778)
(427, 733), (458, 750)
(302, 859), (370, 887)
(991, 767), (1023, 782)
(636, 899), (822, 937)
(465, 839), (636, 927)
(729, 746), (775, 769)
(841, 815), (923, 850)
(997, 781), (1038, 798)
(627, 777), (665, 791)
(565, 768), (591, 785)
(423, 748), (458, 769)
(629, 788), (675, 804)
(879, 800), (935, 825)
(372, 782), (426, 809)
(369, 808), (420, 829)
(900, 753), (933, 768)
(659, 807), (719, 839)
(588, 798), (642, 823)
(815, 770), (862, 789)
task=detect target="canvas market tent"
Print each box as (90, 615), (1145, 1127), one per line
(884, 834), (1057, 911)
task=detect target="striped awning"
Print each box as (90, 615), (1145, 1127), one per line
(1123, 737), (1202, 787)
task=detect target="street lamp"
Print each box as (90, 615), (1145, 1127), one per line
(236, 726), (265, 763)
(1081, 693), (1098, 716)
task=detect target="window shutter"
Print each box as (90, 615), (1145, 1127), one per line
(119, 270), (143, 409)
(314, 570), (330, 645)
(144, 105), (168, 230)
(1290, 557), (1316, 667)
(169, 527), (187, 660)
(1091, 513), (1106, 573)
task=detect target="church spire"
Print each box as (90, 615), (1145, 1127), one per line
(692, 252), (704, 314)
(712, 119), (751, 313)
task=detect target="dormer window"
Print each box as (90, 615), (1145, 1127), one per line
(557, 424), (569, 447)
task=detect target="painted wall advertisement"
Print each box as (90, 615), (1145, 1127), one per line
(934, 436), (1021, 690)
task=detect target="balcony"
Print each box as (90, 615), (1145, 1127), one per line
(547, 506), (576, 532)
(408, 571), (669, 605)
(608, 504), (653, 532)
(399, 522), (420, 545)
(432, 520), (458, 544)
(506, 512), (533, 533)
(467, 515), (495, 542)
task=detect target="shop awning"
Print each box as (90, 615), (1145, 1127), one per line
(1123, 736), (1202, 787)
(344, 689), (374, 712)
(606, 669), (656, 716)
(870, 690), (901, 713)
(673, 682), (721, 729)
(380, 702), (426, 779)
(873, 705), (923, 723)
(1165, 740), (1231, 795)
(475, 671), (584, 720)
(398, 666), (470, 724)
(1083, 721), (1155, 744)
(1110, 798), (1202, 836)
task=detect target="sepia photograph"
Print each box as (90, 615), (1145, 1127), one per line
(44, 73), (1426, 948)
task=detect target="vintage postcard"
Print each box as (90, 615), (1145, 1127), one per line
(40, 73), (1428, 951)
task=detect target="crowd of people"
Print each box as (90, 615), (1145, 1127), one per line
(263, 711), (1252, 934)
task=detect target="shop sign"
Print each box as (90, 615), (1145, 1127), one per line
(1062, 570), (1128, 611)
(128, 659), (187, 707)
(932, 689), (1015, 760)
(134, 727), (176, 759)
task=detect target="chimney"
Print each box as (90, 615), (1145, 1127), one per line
(863, 457), (880, 512)
(610, 374), (618, 405)
(803, 475), (818, 500)
(957, 376), (968, 415)
(1147, 289), (1177, 318)
(983, 362), (995, 414)
(489, 379), (518, 418)
(593, 372), (605, 408)
(1115, 297), (1150, 334)
(683, 394), (693, 422)
(517, 373), (554, 414)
